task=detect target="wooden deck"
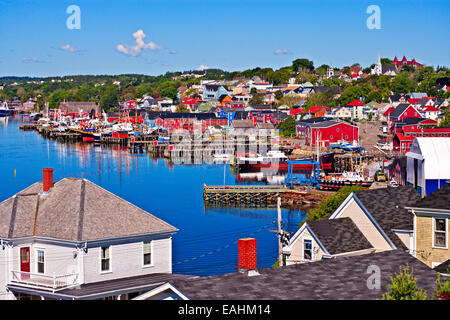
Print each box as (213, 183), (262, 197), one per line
(203, 185), (287, 207)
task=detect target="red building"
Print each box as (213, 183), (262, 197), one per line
(306, 120), (359, 147)
(393, 127), (450, 153)
(155, 113), (228, 132)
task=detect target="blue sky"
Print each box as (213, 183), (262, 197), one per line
(0, 0), (449, 77)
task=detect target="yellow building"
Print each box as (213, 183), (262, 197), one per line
(406, 183), (450, 268)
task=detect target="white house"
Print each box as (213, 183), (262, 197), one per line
(0, 169), (185, 300)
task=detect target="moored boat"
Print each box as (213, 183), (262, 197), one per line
(319, 170), (373, 190)
(237, 151), (334, 172)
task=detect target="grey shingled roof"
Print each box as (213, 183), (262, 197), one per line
(353, 186), (421, 250)
(169, 250), (437, 300)
(390, 103), (413, 118)
(433, 259), (450, 274)
(307, 217), (373, 255)
(0, 178), (178, 241)
(407, 183), (450, 211)
(8, 273), (194, 300)
(231, 119), (254, 128)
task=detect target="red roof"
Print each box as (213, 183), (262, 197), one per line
(395, 132), (415, 142)
(182, 97), (202, 105)
(420, 119), (438, 125)
(346, 99), (365, 106)
(308, 105), (330, 113)
(290, 108), (305, 115)
(423, 106), (440, 112)
(383, 106), (395, 116)
(408, 98), (421, 105)
(403, 127), (450, 134)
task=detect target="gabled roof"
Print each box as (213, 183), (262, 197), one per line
(309, 120), (357, 129)
(346, 99), (365, 106)
(0, 178), (178, 242)
(390, 103), (416, 118)
(307, 218), (373, 255)
(407, 183), (450, 211)
(433, 258), (450, 274)
(352, 186), (421, 249)
(255, 122), (274, 129)
(164, 250), (437, 300)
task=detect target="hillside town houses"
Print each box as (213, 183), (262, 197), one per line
(1, 53), (450, 301)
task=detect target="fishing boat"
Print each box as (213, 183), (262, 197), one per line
(319, 170), (373, 190)
(236, 151), (334, 172)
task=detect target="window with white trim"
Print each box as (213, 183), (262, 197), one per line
(303, 239), (312, 260)
(37, 250), (44, 274)
(143, 241), (152, 266)
(434, 218), (447, 248)
(101, 246), (111, 272)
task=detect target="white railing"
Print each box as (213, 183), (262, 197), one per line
(10, 271), (79, 291)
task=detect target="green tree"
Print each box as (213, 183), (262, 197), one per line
(277, 116), (296, 137)
(292, 58), (314, 72)
(435, 268), (450, 300)
(338, 86), (363, 107)
(267, 67), (292, 85)
(175, 104), (190, 113)
(381, 265), (428, 300)
(439, 111), (450, 128)
(280, 94), (302, 108)
(274, 90), (284, 101)
(160, 87), (178, 100)
(249, 93), (265, 105)
(305, 185), (363, 222)
(380, 58), (392, 65)
(315, 64), (329, 77)
(391, 72), (416, 94)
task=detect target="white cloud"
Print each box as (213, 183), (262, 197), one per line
(116, 29), (163, 56)
(59, 44), (78, 52)
(274, 49), (289, 55)
(169, 50), (177, 54)
(198, 65), (209, 71)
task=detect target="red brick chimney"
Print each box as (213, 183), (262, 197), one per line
(238, 238), (257, 271)
(43, 168), (54, 192)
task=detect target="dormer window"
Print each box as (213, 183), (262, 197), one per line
(303, 239), (313, 261)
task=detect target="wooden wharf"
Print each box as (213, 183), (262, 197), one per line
(19, 123), (38, 131)
(203, 185), (287, 207)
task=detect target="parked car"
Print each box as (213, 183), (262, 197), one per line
(388, 179), (399, 187)
(374, 170), (386, 182)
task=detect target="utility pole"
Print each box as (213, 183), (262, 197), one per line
(277, 197), (283, 267)
(269, 197), (291, 267)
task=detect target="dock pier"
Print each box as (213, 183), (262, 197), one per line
(203, 185), (287, 207)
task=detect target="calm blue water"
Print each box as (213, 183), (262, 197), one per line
(0, 116), (306, 276)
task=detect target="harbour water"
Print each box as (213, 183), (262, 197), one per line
(0, 116), (307, 276)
